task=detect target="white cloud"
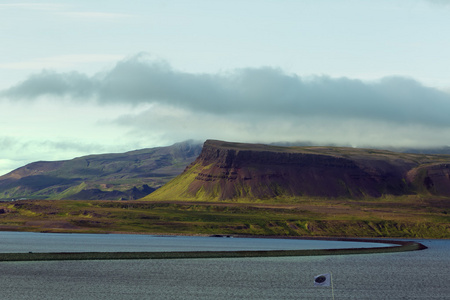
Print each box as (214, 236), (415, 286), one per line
(424, 0), (450, 7)
(4, 54), (450, 128)
(2, 54), (450, 176)
(111, 104), (450, 149)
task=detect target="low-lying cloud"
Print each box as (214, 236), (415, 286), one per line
(3, 54), (450, 129)
(2, 53), (450, 149)
(3, 70), (94, 99)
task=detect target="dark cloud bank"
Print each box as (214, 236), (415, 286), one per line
(2, 54), (450, 146)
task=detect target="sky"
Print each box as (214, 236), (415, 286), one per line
(1, 0), (450, 176)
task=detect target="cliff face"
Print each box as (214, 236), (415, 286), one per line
(146, 140), (450, 200)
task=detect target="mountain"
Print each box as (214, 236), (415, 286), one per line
(270, 142), (450, 155)
(0, 141), (202, 200)
(144, 140), (450, 201)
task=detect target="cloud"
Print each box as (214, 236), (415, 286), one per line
(424, 0), (450, 7)
(111, 103), (450, 149)
(2, 70), (95, 99)
(3, 54), (450, 130)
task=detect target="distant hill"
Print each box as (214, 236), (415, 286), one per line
(144, 140), (450, 201)
(270, 142), (450, 155)
(0, 141), (202, 200)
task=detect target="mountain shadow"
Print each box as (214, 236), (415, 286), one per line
(144, 140), (450, 201)
(0, 141), (202, 200)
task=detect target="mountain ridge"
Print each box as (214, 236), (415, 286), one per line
(0, 141), (202, 200)
(145, 140), (450, 200)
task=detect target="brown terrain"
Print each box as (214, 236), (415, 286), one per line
(0, 141), (202, 200)
(145, 140), (450, 200)
(1, 140), (449, 238)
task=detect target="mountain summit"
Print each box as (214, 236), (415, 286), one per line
(144, 140), (450, 200)
(0, 141), (202, 200)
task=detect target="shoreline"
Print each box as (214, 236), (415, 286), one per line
(2, 227), (447, 239)
(0, 233), (427, 262)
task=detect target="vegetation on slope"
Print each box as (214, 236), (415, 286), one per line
(1, 196), (448, 238)
(1, 140), (449, 239)
(144, 140), (450, 201)
(0, 141), (202, 200)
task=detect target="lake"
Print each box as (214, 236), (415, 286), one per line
(0, 232), (448, 299)
(0, 231), (395, 253)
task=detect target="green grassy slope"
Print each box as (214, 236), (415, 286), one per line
(144, 140), (450, 201)
(0, 197), (448, 238)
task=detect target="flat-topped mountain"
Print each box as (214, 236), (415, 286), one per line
(144, 140), (450, 200)
(0, 141), (202, 200)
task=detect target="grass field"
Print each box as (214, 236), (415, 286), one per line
(1, 195), (449, 238)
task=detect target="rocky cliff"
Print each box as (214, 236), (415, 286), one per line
(145, 140), (450, 200)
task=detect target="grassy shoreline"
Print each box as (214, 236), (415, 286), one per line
(1, 198), (449, 238)
(0, 196), (433, 261)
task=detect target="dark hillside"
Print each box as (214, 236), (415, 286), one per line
(0, 141), (202, 200)
(145, 140), (450, 200)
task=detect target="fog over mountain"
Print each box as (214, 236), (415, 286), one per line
(4, 54), (450, 127)
(1, 1), (450, 176)
(3, 54), (450, 149)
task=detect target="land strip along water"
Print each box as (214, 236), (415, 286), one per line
(0, 231), (424, 261)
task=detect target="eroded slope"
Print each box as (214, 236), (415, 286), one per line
(145, 140), (450, 200)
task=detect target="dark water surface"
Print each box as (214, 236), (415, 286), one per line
(0, 233), (448, 299)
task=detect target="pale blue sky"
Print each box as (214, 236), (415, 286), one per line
(2, 0), (450, 87)
(1, 0), (450, 175)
